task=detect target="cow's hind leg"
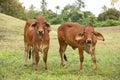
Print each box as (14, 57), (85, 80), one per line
(59, 41), (67, 67)
(43, 47), (49, 70)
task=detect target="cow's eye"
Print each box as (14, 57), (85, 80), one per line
(92, 32), (95, 34)
(81, 32), (86, 36)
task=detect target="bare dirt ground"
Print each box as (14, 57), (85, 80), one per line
(96, 26), (120, 33)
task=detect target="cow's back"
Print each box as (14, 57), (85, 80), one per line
(58, 22), (85, 48)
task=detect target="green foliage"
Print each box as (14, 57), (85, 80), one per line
(94, 19), (120, 27)
(98, 8), (120, 21)
(49, 16), (63, 24)
(61, 3), (84, 23)
(40, 0), (47, 16)
(81, 11), (97, 25)
(0, 0), (95, 25)
(45, 9), (63, 24)
(96, 8), (120, 27)
(74, 0), (85, 8)
(0, 0), (25, 20)
(1, 0), (120, 27)
(25, 5), (41, 20)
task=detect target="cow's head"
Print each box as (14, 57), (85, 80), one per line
(36, 16), (51, 33)
(32, 21), (45, 35)
(75, 23), (104, 45)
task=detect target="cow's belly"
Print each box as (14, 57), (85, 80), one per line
(65, 40), (78, 50)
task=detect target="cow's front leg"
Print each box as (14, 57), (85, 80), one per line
(32, 49), (35, 65)
(91, 49), (97, 70)
(78, 47), (84, 70)
(33, 47), (39, 71)
(43, 47), (49, 70)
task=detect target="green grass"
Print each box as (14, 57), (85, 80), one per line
(0, 13), (120, 80)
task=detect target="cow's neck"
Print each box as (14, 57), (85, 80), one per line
(43, 29), (49, 41)
(84, 44), (95, 54)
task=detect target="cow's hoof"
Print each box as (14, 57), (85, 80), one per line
(35, 68), (38, 71)
(44, 67), (47, 71)
(44, 68), (48, 72)
(60, 64), (67, 69)
(24, 64), (28, 68)
(32, 63), (35, 65)
(94, 67), (97, 70)
(93, 65), (97, 70)
(80, 67), (83, 71)
(60, 63), (65, 67)
(80, 68), (82, 70)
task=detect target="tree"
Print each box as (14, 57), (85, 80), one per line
(40, 0), (47, 16)
(26, 4), (36, 20)
(98, 8), (120, 21)
(61, 4), (72, 22)
(0, 0), (25, 19)
(81, 11), (96, 24)
(102, 5), (108, 12)
(98, 12), (106, 21)
(61, 1), (85, 23)
(55, 5), (60, 14)
(74, 0), (85, 9)
(61, 0), (85, 23)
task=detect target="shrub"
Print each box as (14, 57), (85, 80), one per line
(49, 17), (63, 25)
(98, 8), (120, 21)
(94, 19), (120, 27)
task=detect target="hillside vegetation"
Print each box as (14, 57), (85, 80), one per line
(0, 13), (120, 80)
(0, 13), (25, 50)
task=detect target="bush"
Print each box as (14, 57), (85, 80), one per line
(49, 17), (63, 24)
(94, 19), (120, 27)
(98, 8), (120, 21)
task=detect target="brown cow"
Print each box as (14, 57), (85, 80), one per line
(24, 16), (50, 71)
(57, 22), (104, 70)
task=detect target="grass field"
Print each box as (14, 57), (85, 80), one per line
(0, 13), (120, 80)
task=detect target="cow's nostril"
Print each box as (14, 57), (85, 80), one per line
(87, 40), (92, 44)
(38, 30), (43, 34)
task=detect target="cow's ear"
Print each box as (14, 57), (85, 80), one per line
(45, 23), (50, 28)
(94, 31), (105, 41)
(45, 23), (51, 32)
(75, 32), (85, 41)
(32, 22), (37, 28)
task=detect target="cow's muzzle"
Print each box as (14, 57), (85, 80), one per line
(86, 39), (92, 44)
(38, 30), (44, 35)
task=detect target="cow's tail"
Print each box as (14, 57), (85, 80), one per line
(28, 49), (32, 59)
(64, 54), (67, 61)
